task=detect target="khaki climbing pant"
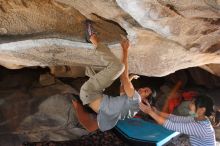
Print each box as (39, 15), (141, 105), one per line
(80, 43), (125, 105)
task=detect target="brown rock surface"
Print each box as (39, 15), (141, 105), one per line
(0, 67), (87, 145)
(0, 0), (219, 77)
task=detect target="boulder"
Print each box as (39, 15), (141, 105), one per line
(0, 0), (219, 77)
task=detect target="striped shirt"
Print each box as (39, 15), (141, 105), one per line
(163, 115), (216, 146)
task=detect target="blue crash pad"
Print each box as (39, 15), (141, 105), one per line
(115, 118), (179, 146)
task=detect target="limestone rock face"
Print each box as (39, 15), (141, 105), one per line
(0, 0), (220, 77)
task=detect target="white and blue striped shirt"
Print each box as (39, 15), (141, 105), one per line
(163, 115), (216, 146)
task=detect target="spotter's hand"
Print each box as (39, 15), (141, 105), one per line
(139, 102), (153, 114)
